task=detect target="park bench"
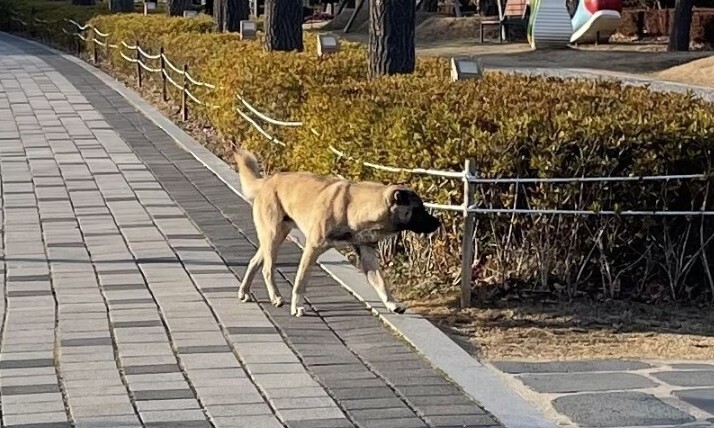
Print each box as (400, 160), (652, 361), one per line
(479, 0), (530, 43)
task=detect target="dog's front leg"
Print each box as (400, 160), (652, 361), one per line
(290, 245), (321, 317)
(358, 245), (406, 314)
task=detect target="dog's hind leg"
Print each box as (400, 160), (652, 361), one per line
(259, 223), (289, 308)
(290, 245), (323, 317)
(238, 251), (263, 303)
(358, 245), (406, 314)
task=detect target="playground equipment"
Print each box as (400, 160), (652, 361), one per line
(527, 0), (573, 48)
(570, 0), (623, 44)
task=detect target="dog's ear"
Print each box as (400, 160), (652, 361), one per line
(392, 189), (412, 206)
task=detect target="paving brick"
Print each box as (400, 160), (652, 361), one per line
(2, 411), (69, 426)
(552, 391), (694, 427)
(1, 383), (60, 395)
(2, 399), (67, 415)
(652, 371), (714, 387)
(140, 409), (207, 423)
(284, 419), (355, 428)
(135, 399), (201, 411)
(518, 372), (657, 393)
(212, 415), (284, 428)
(133, 389), (195, 401)
(204, 404), (273, 417)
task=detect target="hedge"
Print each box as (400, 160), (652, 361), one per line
(3, 3), (714, 305)
(618, 7), (714, 43)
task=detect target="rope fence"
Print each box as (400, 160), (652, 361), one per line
(12, 11), (714, 308)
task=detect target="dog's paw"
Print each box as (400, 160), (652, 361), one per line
(272, 296), (284, 307)
(385, 301), (407, 314)
(238, 291), (252, 303)
(291, 306), (305, 317)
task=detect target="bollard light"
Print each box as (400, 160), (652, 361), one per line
(317, 33), (340, 57)
(183, 10), (198, 18)
(240, 20), (257, 40)
(450, 57), (483, 82)
(143, 1), (156, 14)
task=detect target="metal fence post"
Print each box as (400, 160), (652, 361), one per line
(75, 31), (81, 56)
(460, 158), (477, 308)
(182, 64), (189, 121)
(92, 31), (98, 64)
(105, 37), (110, 65)
(136, 40), (142, 88)
(160, 46), (168, 102)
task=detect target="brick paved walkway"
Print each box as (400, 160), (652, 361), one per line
(0, 34), (502, 428)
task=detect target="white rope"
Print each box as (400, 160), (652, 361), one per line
(327, 143), (465, 179)
(162, 69), (183, 90)
(468, 173), (710, 184)
(34, 18), (50, 24)
(466, 207), (714, 216)
(11, 17), (27, 26)
(66, 19), (90, 30)
(162, 55), (185, 75)
(93, 27), (109, 37)
(235, 108), (286, 147)
(185, 72), (214, 88)
(108, 43), (118, 49)
(138, 60), (161, 73)
(120, 52), (138, 63)
(75, 33), (87, 41)
(138, 46), (161, 60)
(238, 96), (303, 127)
(93, 38), (107, 47)
(121, 40), (138, 50)
(185, 89), (205, 105)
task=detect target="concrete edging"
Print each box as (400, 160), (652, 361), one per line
(9, 32), (565, 428)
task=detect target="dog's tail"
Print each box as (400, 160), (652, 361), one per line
(233, 149), (263, 201)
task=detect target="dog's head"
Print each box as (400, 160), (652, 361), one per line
(387, 187), (440, 235)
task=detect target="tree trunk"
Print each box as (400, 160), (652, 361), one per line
(109, 0), (133, 12)
(368, 0), (415, 78)
(214, 0), (225, 28)
(167, 0), (194, 16)
(668, 0), (693, 51)
(225, 0), (250, 31)
(264, 0), (304, 51)
(477, 0), (497, 15)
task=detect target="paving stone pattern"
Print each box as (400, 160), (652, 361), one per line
(494, 359), (714, 427)
(0, 34), (502, 428)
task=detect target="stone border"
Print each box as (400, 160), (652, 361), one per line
(6, 32), (573, 428)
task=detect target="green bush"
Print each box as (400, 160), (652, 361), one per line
(3, 7), (713, 304)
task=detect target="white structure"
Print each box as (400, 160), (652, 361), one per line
(527, 0), (573, 49)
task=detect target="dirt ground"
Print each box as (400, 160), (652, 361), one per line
(313, 13), (714, 362)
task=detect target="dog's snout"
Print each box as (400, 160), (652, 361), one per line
(406, 211), (440, 235)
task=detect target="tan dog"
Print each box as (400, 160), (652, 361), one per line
(233, 149), (440, 317)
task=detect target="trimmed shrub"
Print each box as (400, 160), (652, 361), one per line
(2, 6), (713, 304)
(618, 8), (714, 43)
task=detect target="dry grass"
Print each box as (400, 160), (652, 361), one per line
(655, 56), (714, 87)
(401, 291), (714, 362)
